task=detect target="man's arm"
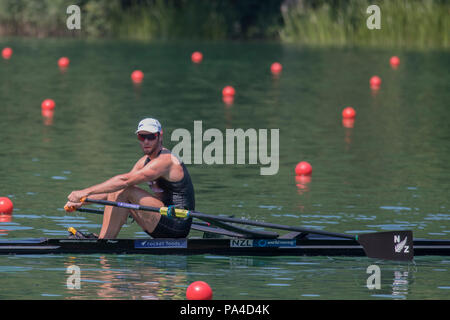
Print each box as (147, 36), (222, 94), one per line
(67, 157), (171, 203)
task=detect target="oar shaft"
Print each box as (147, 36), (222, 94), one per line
(76, 207), (104, 215)
(81, 197), (355, 240)
(80, 198), (191, 218)
(82, 198), (161, 212)
(190, 211), (355, 239)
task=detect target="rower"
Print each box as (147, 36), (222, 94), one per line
(64, 118), (195, 239)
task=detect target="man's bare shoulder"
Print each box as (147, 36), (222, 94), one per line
(132, 155), (150, 171)
(158, 148), (182, 166)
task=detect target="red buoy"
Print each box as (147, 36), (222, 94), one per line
(0, 197), (13, 214)
(191, 51), (203, 64)
(270, 62), (282, 75)
(370, 76), (381, 89)
(58, 57), (70, 68)
(390, 56), (400, 68)
(2, 47), (12, 60)
(131, 70), (144, 84)
(295, 161), (312, 176)
(41, 99), (55, 111)
(222, 86), (235, 97)
(342, 107), (356, 119)
(186, 281), (213, 300)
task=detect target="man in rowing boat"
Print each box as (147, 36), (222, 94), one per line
(64, 118), (195, 239)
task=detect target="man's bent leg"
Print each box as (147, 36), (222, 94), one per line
(98, 191), (130, 239)
(125, 186), (164, 234)
(98, 186), (164, 239)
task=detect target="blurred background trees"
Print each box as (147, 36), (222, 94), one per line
(0, 0), (447, 48)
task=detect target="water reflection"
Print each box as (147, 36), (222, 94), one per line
(0, 252), (446, 299)
(391, 270), (411, 298)
(0, 214), (13, 235)
(342, 119), (354, 149)
(371, 264), (418, 299)
(41, 109), (54, 126)
(342, 118), (354, 129)
(222, 95), (234, 107)
(370, 86), (380, 97)
(63, 255), (188, 300)
(295, 176), (311, 195)
(133, 82), (142, 98)
(224, 101), (234, 129)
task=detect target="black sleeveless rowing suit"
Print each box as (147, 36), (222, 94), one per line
(144, 155), (195, 238)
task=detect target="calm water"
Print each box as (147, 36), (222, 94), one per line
(0, 39), (449, 299)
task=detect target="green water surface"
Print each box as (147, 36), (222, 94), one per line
(0, 39), (448, 299)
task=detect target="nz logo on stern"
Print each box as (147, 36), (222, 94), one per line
(394, 235), (409, 254)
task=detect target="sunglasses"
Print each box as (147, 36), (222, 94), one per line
(137, 133), (159, 141)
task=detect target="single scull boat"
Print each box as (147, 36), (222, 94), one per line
(3, 198), (446, 260)
(0, 233), (448, 257)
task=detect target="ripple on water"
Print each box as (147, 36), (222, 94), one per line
(379, 206), (412, 211)
(51, 176), (68, 180)
(425, 214), (450, 221)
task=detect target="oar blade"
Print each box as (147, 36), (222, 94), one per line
(358, 230), (414, 261)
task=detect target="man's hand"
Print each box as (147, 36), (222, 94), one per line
(68, 190), (89, 203)
(64, 190), (89, 212)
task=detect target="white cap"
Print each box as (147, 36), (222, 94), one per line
(135, 118), (162, 134)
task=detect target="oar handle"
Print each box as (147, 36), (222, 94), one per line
(64, 197), (88, 212)
(64, 205), (75, 212)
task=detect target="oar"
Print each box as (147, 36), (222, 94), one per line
(71, 206), (279, 238)
(75, 207), (104, 215)
(69, 198), (414, 261)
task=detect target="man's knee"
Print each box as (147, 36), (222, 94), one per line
(107, 186), (138, 201)
(107, 190), (121, 201)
